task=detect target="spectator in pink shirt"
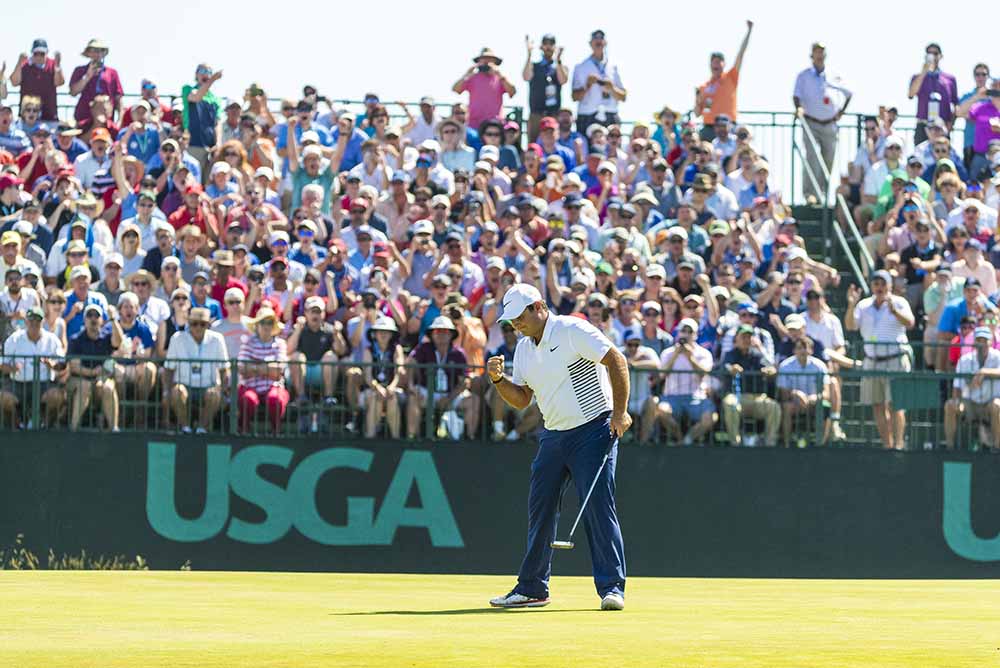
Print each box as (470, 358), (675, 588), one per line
(68, 39), (123, 126)
(452, 48), (516, 130)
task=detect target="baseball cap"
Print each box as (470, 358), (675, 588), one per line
(391, 169), (411, 183)
(641, 300), (662, 314)
(646, 264), (666, 279)
(486, 256), (506, 271)
(70, 265), (91, 282)
(103, 252), (123, 268)
(975, 326), (993, 340)
(736, 323), (755, 336)
(90, 127), (111, 143)
(539, 117), (558, 131)
(479, 145), (500, 161)
(254, 166), (275, 181)
(622, 329), (642, 343)
(224, 287), (245, 302)
(884, 135), (904, 149)
(25, 305), (44, 320)
(305, 296), (326, 311)
(499, 283), (543, 321)
(784, 313), (806, 330)
(871, 269), (892, 284)
(0, 230), (20, 246)
(83, 303), (103, 317)
(188, 307), (212, 323)
(965, 276), (982, 289)
(412, 219), (434, 235)
(598, 161), (617, 175)
(936, 263), (953, 275)
(678, 318), (699, 332)
(966, 239), (984, 252)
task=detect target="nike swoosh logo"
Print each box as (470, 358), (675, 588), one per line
(502, 300), (511, 311)
(550, 345), (559, 352)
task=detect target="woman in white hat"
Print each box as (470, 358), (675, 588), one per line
(237, 306), (289, 434)
(361, 316), (405, 438)
(406, 314), (479, 439)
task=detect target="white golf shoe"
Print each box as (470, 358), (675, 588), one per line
(600, 592), (625, 611)
(489, 590), (550, 608)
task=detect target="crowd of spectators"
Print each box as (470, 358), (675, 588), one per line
(0, 31), (999, 448)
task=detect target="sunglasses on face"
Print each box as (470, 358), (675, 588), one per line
(226, 299), (243, 306)
(67, 251), (86, 258)
(133, 281), (150, 288)
(161, 146), (176, 153)
(173, 295), (188, 301)
(85, 312), (102, 319)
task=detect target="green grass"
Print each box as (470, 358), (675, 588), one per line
(0, 572), (997, 667)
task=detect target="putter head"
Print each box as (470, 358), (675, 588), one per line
(550, 540), (574, 550)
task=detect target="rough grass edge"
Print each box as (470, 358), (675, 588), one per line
(0, 533), (191, 571)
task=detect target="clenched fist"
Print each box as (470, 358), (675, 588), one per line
(487, 355), (505, 382)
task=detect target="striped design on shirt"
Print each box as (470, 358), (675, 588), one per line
(568, 357), (608, 419)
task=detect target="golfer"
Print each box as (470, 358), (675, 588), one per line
(487, 283), (630, 611)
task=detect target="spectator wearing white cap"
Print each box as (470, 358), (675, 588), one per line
(95, 252), (125, 306)
(411, 139), (455, 195)
(656, 317), (716, 445)
(845, 272), (915, 450)
(399, 96), (441, 147)
(211, 287), (252, 360)
(861, 134), (905, 207)
(584, 160), (620, 220)
(112, 291), (157, 422)
(9, 219), (46, 271)
(288, 295), (343, 410)
(287, 115), (346, 216)
(945, 326), (1000, 450)
(618, 328), (659, 444)
(162, 306), (228, 434)
(117, 100), (162, 165)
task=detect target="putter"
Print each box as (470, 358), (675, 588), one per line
(551, 448), (613, 550)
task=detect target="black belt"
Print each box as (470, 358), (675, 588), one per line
(866, 352), (904, 362)
(803, 114), (837, 125)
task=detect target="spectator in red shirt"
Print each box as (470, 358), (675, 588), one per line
(209, 249), (247, 316)
(167, 183), (219, 241)
(16, 127), (58, 190)
(9, 39), (65, 122)
(68, 39), (123, 126)
(452, 48), (516, 130)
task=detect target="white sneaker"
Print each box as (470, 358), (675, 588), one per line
(505, 430), (520, 442)
(601, 592), (625, 611)
(489, 591), (549, 608)
(195, 427), (208, 435)
(180, 426), (193, 434)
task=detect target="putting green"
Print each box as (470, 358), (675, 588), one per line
(0, 572), (996, 667)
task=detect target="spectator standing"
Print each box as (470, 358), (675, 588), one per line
(571, 30), (627, 135)
(162, 307), (229, 434)
(907, 43), (959, 144)
(523, 34), (568, 141)
(9, 39), (65, 123)
(695, 21), (753, 140)
(68, 39), (122, 127)
(956, 80), (1000, 181)
(793, 43), (852, 203)
(844, 272), (915, 451)
(453, 48), (516, 131)
(181, 64), (223, 180)
(958, 64), (991, 168)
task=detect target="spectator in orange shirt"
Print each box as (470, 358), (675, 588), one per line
(695, 20), (753, 140)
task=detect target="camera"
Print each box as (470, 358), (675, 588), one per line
(249, 84), (263, 97)
(477, 64), (490, 73)
(362, 293), (377, 309)
(447, 306), (463, 320)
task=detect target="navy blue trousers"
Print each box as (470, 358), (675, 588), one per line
(515, 411), (627, 599)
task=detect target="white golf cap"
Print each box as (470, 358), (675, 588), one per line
(224, 287), (245, 302)
(499, 283), (543, 321)
(678, 317), (699, 332)
(104, 252), (124, 268)
(486, 256), (506, 271)
(479, 145), (500, 161)
(419, 139), (441, 153)
(254, 166), (275, 181)
(412, 219), (434, 235)
(786, 246), (808, 261)
(300, 130), (320, 145)
(784, 313), (806, 330)
(598, 161), (617, 175)
(210, 161), (231, 176)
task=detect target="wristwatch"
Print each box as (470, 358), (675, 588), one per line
(490, 374), (504, 385)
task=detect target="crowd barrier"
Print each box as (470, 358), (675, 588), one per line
(1, 353), (997, 452)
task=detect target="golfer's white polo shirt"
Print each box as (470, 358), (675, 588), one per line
(511, 315), (613, 432)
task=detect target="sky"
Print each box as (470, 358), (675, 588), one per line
(5, 0), (995, 124)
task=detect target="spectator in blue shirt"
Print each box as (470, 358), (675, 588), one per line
(0, 106), (30, 155)
(330, 112), (369, 172)
(189, 271), (223, 321)
(738, 161), (771, 211)
(275, 99), (333, 174)
(117, 101), (161, 165)
(54, 123), (88, 163)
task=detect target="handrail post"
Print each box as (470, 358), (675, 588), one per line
(31, 356), (41, 429)
(229, 359), (239, 435)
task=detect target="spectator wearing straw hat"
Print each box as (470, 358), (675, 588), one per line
(163, 306), (229, 434)
(453, 48), (516, 131)
(68, 39), (122, 126)
(237, 306), (289, 434)
(407, 314), (478, 439)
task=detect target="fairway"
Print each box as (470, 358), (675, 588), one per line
(1, 572), (997, 667)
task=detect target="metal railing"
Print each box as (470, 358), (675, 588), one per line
(2, 352), (995, 452)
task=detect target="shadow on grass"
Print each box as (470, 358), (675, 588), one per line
(333, 608), (597, 616)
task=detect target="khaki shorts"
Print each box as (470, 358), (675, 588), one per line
(860, 354), (911, 405)
(961, 400), (997, 423)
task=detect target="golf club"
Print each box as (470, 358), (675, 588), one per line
(551, 449), (613, 550)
